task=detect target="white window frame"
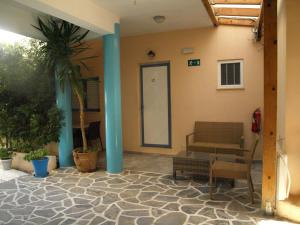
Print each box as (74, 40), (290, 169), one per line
(217, 59), (244, 89)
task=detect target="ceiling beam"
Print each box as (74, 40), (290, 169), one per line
(212, 0), (262, 4)
(202, 0), (219, 26)
(218, 17), (256, 26)
(214, 7), (260, 17)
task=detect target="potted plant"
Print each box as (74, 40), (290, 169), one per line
(34, 17), (98, 172)
(24, 149), (49, 177)
(0, 148), (13, 170)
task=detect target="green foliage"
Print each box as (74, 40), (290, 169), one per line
(0, 40), (54, 99)
(33, 17), (92, 97)
(12, 104), (63, 152)
(0, 148), (13, 160)
(74, 146), (98, 153)
(0, 39), (63, 152)
(87, 146), (98, 152)
(24, 148), (49, 161)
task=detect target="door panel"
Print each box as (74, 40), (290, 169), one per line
(141, 63), (171, 147)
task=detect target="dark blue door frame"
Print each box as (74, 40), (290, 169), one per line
(140, 62), (172, 148)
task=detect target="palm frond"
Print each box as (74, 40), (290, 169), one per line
(32, 17), (92, 84)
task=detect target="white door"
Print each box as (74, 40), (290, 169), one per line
(141, 63), (171, 147)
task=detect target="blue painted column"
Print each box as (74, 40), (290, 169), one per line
(103, 23), (123, 173)
(55, 77), (74, 167)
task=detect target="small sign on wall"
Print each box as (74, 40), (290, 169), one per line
(188, 59), (200, 67)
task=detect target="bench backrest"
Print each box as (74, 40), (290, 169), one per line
(194, 121), (243, 144)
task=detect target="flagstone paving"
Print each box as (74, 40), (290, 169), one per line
(0, 169), (27, 184)
(0, 167), (269, 225)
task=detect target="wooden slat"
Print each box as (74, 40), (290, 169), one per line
(214, 7), (260, 16)
(218, 17), (256, 26)
(202, 0), (219, 26)
(213, 0), (262, 4)
(262, 0), (277, 211)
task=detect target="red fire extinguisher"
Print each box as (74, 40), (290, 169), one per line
(252, 108), (261, 133)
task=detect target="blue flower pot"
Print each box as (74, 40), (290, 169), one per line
(32, 157), (49, 178)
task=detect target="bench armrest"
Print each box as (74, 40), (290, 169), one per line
(186, 132), (195, 149)
(186, 132), (196, 137)
(186, 132), (203, 149)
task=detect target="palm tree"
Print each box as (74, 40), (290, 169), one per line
(33, 17), (92, 152)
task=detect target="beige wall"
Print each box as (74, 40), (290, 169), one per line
(81, 26), (264, 158)
(277, 0), (289, 203)
(121, 26), (264, 158)
(284, 0), (300, 195)
(277, 0), (287, 154)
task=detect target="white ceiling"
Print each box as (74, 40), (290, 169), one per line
(93, 0), (213, 36)
(0, 0), (100, 41)
(0, 0), (212, 40)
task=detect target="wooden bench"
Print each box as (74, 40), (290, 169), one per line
(186, 121), (244, 154)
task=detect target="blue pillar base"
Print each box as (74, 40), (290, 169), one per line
(56, 78), (74, 167)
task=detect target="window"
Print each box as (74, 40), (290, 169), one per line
(72, 77), (100, 112)
(218, 59), (244, 89)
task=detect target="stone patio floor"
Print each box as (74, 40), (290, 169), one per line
(0, 153), (296, 225)
(0, 169), (27, 184)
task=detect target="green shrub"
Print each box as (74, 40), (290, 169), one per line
(24, 148), (49, 161)
(0, 40), (63, 152)
(0, 148), (13, 160)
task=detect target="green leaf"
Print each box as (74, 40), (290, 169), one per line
(24, 148), (49, 161)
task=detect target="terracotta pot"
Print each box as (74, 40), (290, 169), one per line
(73, 148), (98, 172)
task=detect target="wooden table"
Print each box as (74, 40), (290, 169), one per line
(173, 151), (210, 179)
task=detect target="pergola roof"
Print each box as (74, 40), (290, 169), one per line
(203, 0), (263, 27)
